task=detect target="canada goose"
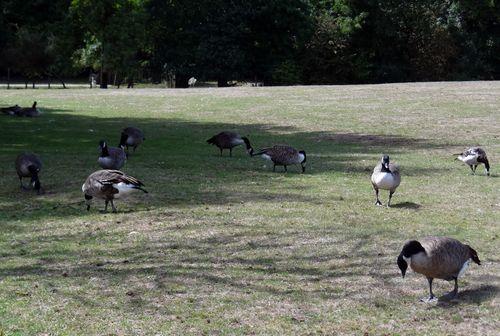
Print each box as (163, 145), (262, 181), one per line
(397, 237), (481, 302)
(98, 140), (126, 170)
(17, 101), (40, 117)
(15, 153), (44, 194)
(253, 145), (306, 173)
(120, 127), (145, 154)
(371, 155), (400, 206)
(206, 131), (253, 157)
(82, 169), (148, 212)
(455, 147), (490, 176)
(1, 104), (21, 116)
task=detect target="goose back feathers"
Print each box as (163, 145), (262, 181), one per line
(15, 153), (43, 193)
(207, 131), (253, 156)
(82, 169), (148, 212)
(456, 147), (490, 176)
(253, 145), (306, 172)
(98, 140), (126, 170)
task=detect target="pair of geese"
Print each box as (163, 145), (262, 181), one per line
(1, 101), (40, 117)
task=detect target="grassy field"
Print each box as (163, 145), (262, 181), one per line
(0, 82), (499, 335)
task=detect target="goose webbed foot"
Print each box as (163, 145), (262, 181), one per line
(420, 295), (438, 303)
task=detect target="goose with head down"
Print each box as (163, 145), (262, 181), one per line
(397, 236), (481, 302)
(253, 145), (306, 173)
(82, 169), (148, 213)
(15, 153), (44, 194)
(120, 127), (145, 154)
(206, 131), (253, 157)
(455, 147), (490, 176)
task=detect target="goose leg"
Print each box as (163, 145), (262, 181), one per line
(421, 277), (437, 302)
(388, 190), (395, 207)
(110, 200), (117, 213)
(469, 165), (475, 175)
(474, 165), (478, 174)
(443, 277), (459, 300)
(273, 164), (276, 172)
(284, 165), (287, 173)
(104, 200), (109, 212)
(374, 188), (382, 206)
(220, 148), (223, 157)
(19, 177), (29, 191)
(229, 148), (233, 157)
(133, 145), (137, 153)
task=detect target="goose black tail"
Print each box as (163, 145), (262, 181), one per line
(467, 245), (481, 265)
(134, 186), (148, 193)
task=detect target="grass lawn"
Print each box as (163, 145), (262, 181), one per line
(0, 82), (499, 335)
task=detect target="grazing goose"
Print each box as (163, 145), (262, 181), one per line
(15, 153), (44, 194)
(98, 140), (126, 170)
(82, 169), (148, 212)
(206, 131), (254, 157)
(120, 127), (145, 154)
(1, 104), (21, 116)
(17, 101), (40, 117)
(253, 145), (306, 173)
(371, 155), (401, 206)
(455, 147), (490, 176)
(397, 237), (481, 302)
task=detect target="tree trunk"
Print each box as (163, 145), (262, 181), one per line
(7, 68), (10, 89)
(217, 78), (229, 87)
(48, 76), (51, 89)
(25, 81), (28, 89)
(100, 72), (108, 89)
(175, 74), (189, 88)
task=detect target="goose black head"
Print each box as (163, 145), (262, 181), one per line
(397, 240), (425, 278)
(242, 137), (254, 156)
(299, 150), (307, 172)
(381, 155), (390, 170)
(99, 140), (109, 156)
(84, 194), (93, 211)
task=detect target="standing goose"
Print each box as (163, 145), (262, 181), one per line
(397, 237), (481, 302)
(455, 147), (490, 176)
(371, 155), (401, 206)
(82, 169), (148, 212)
(98, 140), (126, 170)
(120, 127), (145, 154)
(206, 131), (254, 157)
(253, 145), (306, 173)
(15, 153), (44, 194)
(18, 101), (40, 117)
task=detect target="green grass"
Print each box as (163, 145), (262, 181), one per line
(0, 82), (499, 335)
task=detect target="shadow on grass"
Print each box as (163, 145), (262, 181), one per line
(435, 285), (499, 307)
(390, 202), (421, 210)
(0, 107), (455, 223)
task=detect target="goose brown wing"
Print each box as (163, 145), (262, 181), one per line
(97, 170), (145, 187)
(420, 237), (471, 279)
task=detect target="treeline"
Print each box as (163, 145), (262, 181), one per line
(0, 0), (498, 87)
